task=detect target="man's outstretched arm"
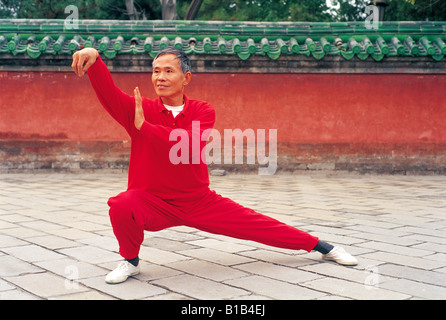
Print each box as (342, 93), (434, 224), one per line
(71, 48), (134, 134)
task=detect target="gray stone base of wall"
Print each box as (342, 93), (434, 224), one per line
(1, 140), (445, 175)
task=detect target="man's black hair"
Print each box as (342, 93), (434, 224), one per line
(152, 47), (192, 74)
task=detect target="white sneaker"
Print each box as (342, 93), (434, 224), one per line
(105, 260), (140, 284)
(322, 246), (358, 266)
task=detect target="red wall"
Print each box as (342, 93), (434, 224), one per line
(1, 71), (445, 144)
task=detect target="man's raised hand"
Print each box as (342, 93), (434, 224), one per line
(134, 87), (145, 130)
(71, 48), (99, 77)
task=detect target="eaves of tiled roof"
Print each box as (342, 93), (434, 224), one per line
(0, 19), (445, 62)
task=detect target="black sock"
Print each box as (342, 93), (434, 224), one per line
(126, 256), (139, 267)
(313, 240), (334, 254)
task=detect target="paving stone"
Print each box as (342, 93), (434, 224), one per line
(152, 228), (204, 242)
(80, 276), (166, 300)
(48, 227), (98, 240)
(5, 272), (88, 298)
(0, 279), (15, 291)
(405, 233), (446, 246)
(302, 277), (410, 300)
(2, 244), (64, 263)
(57, 245), (122, 264)
(60, 220), (110, 232)
(360, 251), (446, 270)
(0, 255), (44, 277)
(300, 261), (395, 285)
(350, 232), (421, 246)
(18, 220), (66, 232)
(357, 241), (433, 257)
(423, 253), (446, 263)
(153, 274), (248, 300)
(0, 234), (29, 248)
(380, 279), (446, 300)
(394, 226), (446, 239)
(35, 257), (109, 279)
(235, 261), (323, 284)
(167, 259), (248, 282)
(142, 236), (198, 252)
(78, 235), (119, 252)
(224, 275), (326, 300)
(145, 292), (192, 300)
(138, 246), (191, 265)
(0, 214), (36, 223)
(0, 226), (46, 238)
(178, 248), (254, 266)
(49, 290), (116, 300)
(0, 288), (41, 300)
(186, 238), (255, 253)
(239, 249), (315, 267)
(133, 262), (183, 282)
(377, 263), (446, 287)
(26, 235), (81, 250)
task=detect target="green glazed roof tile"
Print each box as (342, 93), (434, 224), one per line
(0, 19), (444, 62)
(434, 37), (446, 54)
(0, 23), (18, 31)
(399, 22), (422, 32)
(242, 26), (265, 34)
(421, 25), (444, 33)
(220, 25), (243, 34)
(110, 25), (133, 33)
(176, 25), (198, 33)
(287, 25), (310, 33)
(132, 25), (153, 33)
(153, 24), (177, 33)
(197, 25), (220, 33)
(40, 23), (64, 32)
(265, 26), (287, 34)
(17, 24), (41, 32)
(85, 24), (110, 33)
(331, 26), (355, 33)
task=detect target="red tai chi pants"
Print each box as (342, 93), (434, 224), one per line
(108, 189), (319, 259)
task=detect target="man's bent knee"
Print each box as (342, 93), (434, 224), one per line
(108, 190), (140, 224)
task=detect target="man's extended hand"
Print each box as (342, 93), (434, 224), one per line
(71, 48), (99, 77)
(134, 87), (145, 130)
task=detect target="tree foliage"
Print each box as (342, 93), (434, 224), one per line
(0, 0), (162, 20)
(385, 0), (446, 21)
(0, 0), (445, 21)
(177, 0), (332, 22)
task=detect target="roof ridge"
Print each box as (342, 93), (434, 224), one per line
(1, 19), (446, 35)
(0, 19), (445, 62)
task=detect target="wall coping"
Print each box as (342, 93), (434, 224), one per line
(0, 19), (445, 65)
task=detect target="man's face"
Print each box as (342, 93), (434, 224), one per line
(152, 53), (191, 105)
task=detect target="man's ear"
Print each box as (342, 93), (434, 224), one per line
(183, 72), (192, 86)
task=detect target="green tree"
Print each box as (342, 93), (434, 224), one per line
(289, 0), (332, 21)
(336, 0), (368, 21)
(325, 0), (445, 22)
(177, 0), (332, 22)
(1, 0), (444, 21)
(0, 0), (162, 20)
(385, 0), (446, 21)
(0, 0), (20, 18)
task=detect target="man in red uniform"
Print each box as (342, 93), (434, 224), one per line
(72, 47), (357, 284)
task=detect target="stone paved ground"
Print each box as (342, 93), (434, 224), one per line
(1, 172), (446, 300)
